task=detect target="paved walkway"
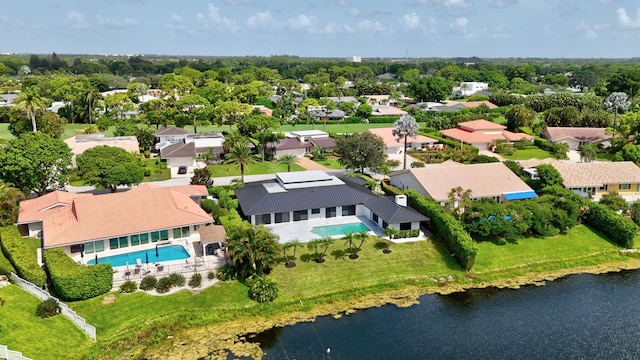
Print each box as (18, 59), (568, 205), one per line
(295, 156), (331, 171)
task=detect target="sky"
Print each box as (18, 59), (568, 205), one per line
(1, 0), (640, 59)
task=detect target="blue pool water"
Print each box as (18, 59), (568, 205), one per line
(311, 222), (371, 237)
(87, 245), (190, 267)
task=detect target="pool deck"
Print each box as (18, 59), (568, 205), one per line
(266, 215), (429, 243)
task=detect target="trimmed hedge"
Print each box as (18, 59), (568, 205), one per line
(0, 227), (46, 288)
(585, 202), (636, 249)
(43, 248), (113, 301)
(405, 190), (478, 271)
(381, 180), (404, 196)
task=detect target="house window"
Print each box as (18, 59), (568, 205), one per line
(109, 238), (119, 250)
(257, 214), (271, 224)
(311, 208), (321, 214)
(620, 183), (631, 190)
(160, 230), (169, 241)
(130, 234), (140, 246)
(382, 221), (388, 229)
(342, 205), (356, 216)
(173, 227), (191, 239)
(293, 210), (308, 221)
(84, 242), (94, 254)
(400, 222), (411, 231)
(70, 244), (83, 253)
(119, 236), (128, 248)
(151, 231), (160, 243)
(275, 212), (290, 223)
(139, 233), (149, 245)
(326, 207), (336, 218)
(599, 184), (608, 191)
(84, 240), (104, 254)
(372, 213), (379, 222)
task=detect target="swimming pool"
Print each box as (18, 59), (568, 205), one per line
(87, 245), (190, 267)
(311, 222), (371, 237)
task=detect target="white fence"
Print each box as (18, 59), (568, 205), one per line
(10, 273), (96, 341)
(0, 345), (31, 360)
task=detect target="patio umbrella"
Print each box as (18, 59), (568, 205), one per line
(80, 249), (84, 264)
(155, 245), (159, 263)
(94, 254), (98, 265)
(145, 252), (149, 271)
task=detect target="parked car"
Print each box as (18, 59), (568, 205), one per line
(177, 166), (188, 174)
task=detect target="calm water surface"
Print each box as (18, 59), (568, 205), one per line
(251, 271), (640, 359)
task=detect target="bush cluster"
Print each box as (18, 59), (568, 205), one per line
(153, 273), (186, 294)
(405, 190), (478, 271)
(43, 248), (113, 301)
(247, 275), (279, 303)
(189, 273), (202, 288)
(119, 281), (137, 293)
(36, 298), (60, 318)
(216, 264), (236, 281)
(139, 275), (158, 291)
(0, 227), (47, 288)
(380, 180), (404, 196)
(586, 202), (636, 248)
(395, 229), (420, 238)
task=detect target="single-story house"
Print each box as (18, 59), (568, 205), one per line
(271, 137), (312, 158)
(440, 119), (533, 150)
(160, 141), (196, 168)
(389, 162), (537, 205)
(309, 108), (346, 121)
(64, 134), (140, 167)
(540, 127), (612, 150)
(323, 96), (360, 106)
(17, 185), (211, 264)
(234, 171), (428, 237)
(520, 160), (640, 200)
(366, 128), (438, 155)
(444, 101), (498, 109)
(285, 130), (337, 153)
(155, 127), (189, 148)
(0, 93), (18, 107)
(185, 133), (225, 157)
(371, 105), (408, 116)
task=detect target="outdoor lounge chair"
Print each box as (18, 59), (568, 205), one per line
(136, 258), (143, 267)
(156, 265), (164, 273)
(133, 268), (140, 276)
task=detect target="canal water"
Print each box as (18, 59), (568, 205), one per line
(251, 271), (640, 359)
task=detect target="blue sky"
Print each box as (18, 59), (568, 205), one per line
(1, 0), (640, 58)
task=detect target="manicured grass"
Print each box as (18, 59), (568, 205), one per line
(312, 156), (344, 169)
(499, 146), (553, 160)
(190, 122), (430, 135)
(207, 160), (306, 177)
(473, 225), (622, 274)
(0, 123), (11, 140)
(0, 285), (93, 360)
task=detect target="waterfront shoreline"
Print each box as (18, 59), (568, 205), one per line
(142, 257), (640, 360)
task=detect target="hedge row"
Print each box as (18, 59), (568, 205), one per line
(381, 180), (404, 196)
(43, 248), (113, 301)
(0, 227), (46, 287)
(585, 202), (637, 249)
(404, 190), (478, 271)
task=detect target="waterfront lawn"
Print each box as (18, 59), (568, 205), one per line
(473, 225), (624, 277)
(0, 285), (93, 360)
(207, 161), (305, 177)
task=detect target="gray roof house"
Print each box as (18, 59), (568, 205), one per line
(235, 171), (428, 242)
(0, 93), (18, 107)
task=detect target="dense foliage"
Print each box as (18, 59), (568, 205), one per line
(0, 227), (46, 287)
(246, 275), (279, 303)
(43, 247), (113, 301)
(76, 145), (144, 192)
(335, 131), (386, 173)
(36, 298), (60, 318)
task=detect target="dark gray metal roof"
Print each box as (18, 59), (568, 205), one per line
(363, 197), (428, 224)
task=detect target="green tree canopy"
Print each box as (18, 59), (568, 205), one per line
(336, 131), (385, 173)
(76, 146), (144, 192)
(406, 76), (451, 102)
(0, 132), (72, 196)
(226, 223), (280, 278)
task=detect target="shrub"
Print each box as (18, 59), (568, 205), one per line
(216, 264), (236, 281)
(0, 295), (5, 306)
(167, 273), (185, 287)
(381, 180), (404, 196)
(155, 277), (172, 294)
(36, 298), (60, 318)
(0, 227), (46, 288)
(189, 273), (202, 288)
(144, 169), (151, 177)
(586, 202), (637, 248)
(247, 275), (279, 303)
(43, 248), (113, 301)
(207, 271), (216, 280)
(201, 199), (215, 214)
(139, 276), (158, 291)
(119, 281), (137, 293)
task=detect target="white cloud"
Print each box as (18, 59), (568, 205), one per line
(617, 8), (640, 28)
(403, 12), (420, 29)
(450, 17), (468, 29)
(224, 0), (253, 5)
(96, 15), (138, 29)
(247, 11), (275, 29)
(356, 20), (385, 32)
(287, 14), (317, 29)
(444, 0), (470, 8)
(347, 8), (360, 16)
(585, 30), (597, 39)
(490, 0), (518, 7)
(197, 4), (238, 32)
(65, 11), (89, 30)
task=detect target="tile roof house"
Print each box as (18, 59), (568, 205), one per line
(17, 185), (211, 264)
(65, 134), (140, 167)
(540, 127), (612, 150)
(275, 131), (337, 158)
(235, 171), (428, 240)
(366, 128), (438, 155)
(520, 160), (640, 200)
(160, 141), (196, 168)
(440, 119), (534, 150)
(371, 105), (408, 116)
(389, 162), (537, 204)
(444, 101), (499, 109)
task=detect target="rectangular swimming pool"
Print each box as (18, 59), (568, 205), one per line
(87, 245), (190, 267)
(311, 222), (371, 237)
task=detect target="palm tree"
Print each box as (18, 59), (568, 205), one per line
(307, 239), (321, 262)
(13, 86), (45, 132)
(604, 92), (631, 129)
(392, 114), (420, 169)
(278, 154), (297, 172)
(578, 144), (598, 163)
(224, 141), (256, 183)
(223, 130), (247, 153)
(0, 182), (25, 226)
(355, 231), (369, 252)
(282, 242), (295, 268)
(319, 236), (334, 261)
(227, 223), (280, 278)
(343, 231), (357, 259)
(81, 86), (100, 125)
(446, 186), (473, 222)
(290, 238), (300, 259)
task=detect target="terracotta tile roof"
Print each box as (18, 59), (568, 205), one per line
(199, 224), (227, 244)
(551, 161), (640, 188)
(155, 127), (190, 136)
(160, 141), (196, 158)
(371, 105), (408, 116)
(131, 183), (208, 197)
(18, 191), (92, 224)
(366, 128), (438, 148)
(391, 162), (534, 202)
(458, 119), (506, 131)
(542, 127), (610, 143)
(517, 158), (562, 169)
(19, 187), (212, 248)
(440, 120), (532, 145)
(446, 101), (498, 109)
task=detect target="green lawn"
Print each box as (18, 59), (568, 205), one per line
(207, 160), (306, 177)
(188, 122), (430, 135)
(0, 285), (93, 360)
(499, 146), (553, 160)
(312, 156), (344, 169)
(473, 225), (623, 276)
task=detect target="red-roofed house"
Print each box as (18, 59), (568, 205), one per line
(367, 128), (438, 155)
(445, 101), (498, 109)
(17, 185), (212, 265)
(541, 127), (612, 150)
(440, 119), (533, 150)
